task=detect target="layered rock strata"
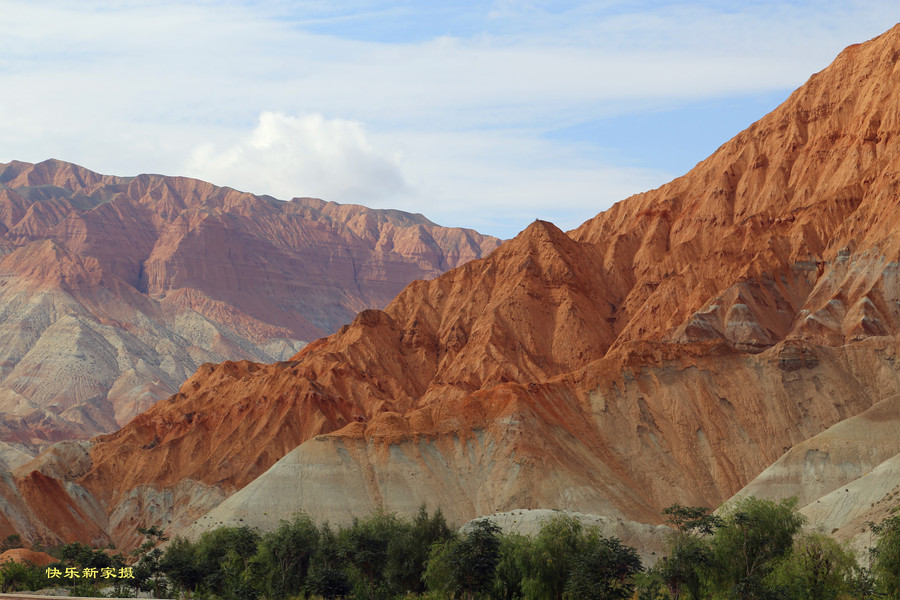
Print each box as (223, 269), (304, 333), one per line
(0, 160), (500, 451)
(6, 25), (900, 550)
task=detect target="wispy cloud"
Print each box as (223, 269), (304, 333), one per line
(0, 1), (897, 237)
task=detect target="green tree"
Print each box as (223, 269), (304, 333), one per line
(658, 504), (721, 600)
(0, 534), (22, 553)
(306, 565), (352, 600)
(708, 496), (805, 600)
(252, 513), (320, 599)
(635, 569), (672, 600)
(385, 505), (455, 595)
(491, 532), (530, 600)
(423, 538), (456, 597)
(341, 511), (401, 600)
(193, 525), (261, 597)
(870, 507), (900, 598)
(0, 559), (53, 593)
(221, 547), (261, 600)
(657, 537), (710, 600)
(131, 525), (169, 598)
(60, 541), (121, 570)
(563, 534), (642, 600)
(425, 519), (501, 600)
(768, 532), (857, 600)
(663, 504), (722, 536)
(159, 536), (203, 596)
(520, 513), (585, 599)
(306, 523), (351, 600)
(0, 560), (32, 593)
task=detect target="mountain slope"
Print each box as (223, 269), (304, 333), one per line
(7, 24), (900, 548)
(0, 161), (500, 454)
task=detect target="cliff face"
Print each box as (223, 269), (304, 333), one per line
(6, 25), (900, 548)
(570, 30), (900, 351)
(0, 161), (501, 455)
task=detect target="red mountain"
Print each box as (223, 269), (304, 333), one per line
(5, 24), (900, 550)
(0, 160), (500, 457)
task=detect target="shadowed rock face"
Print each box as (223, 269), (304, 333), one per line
(7, 25), (900, 549)
(0, 161), (500, 453)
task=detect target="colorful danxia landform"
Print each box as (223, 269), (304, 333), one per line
(3, 25), (900, 563)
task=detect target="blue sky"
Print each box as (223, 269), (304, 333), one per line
(1, 1), (898, 238)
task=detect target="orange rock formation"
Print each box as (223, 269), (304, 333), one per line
(6, 24), (900, 548)
(0, 548), (56, 567)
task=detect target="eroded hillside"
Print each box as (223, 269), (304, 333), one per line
(5, 24), (900, 549)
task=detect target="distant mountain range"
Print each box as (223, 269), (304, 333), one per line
(0, 160), (500, 459)
(3, 24), (900, 557)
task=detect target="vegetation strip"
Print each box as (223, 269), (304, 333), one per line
(0, 498), (898, 599)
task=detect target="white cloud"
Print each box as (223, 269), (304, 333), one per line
(186, 112), (409, 203)
(182, 113), (670, 238)
(0, 1), (898, 237)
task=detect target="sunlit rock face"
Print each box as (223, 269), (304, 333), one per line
(7, 25), (900, 551)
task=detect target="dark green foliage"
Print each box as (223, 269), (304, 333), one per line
(707, 496), (805, 599)
(384, 505), (454, 594)
(422, 537), (455, 596)
(657, 506), (719, 600)
(657, 535), (709, 600)
(0, 560), (39, 592)
(59, 541), (122, 570)
(220, 548), (261, 600)
(521, 513), (585, 598)
(425, 513), (643, 600)
(563, 534), (642, 600)
(426, 519), (501, 599)
(307, 563), (353, 599)
(0, 559), (59, 593)
(491, 533), (530, 600)
(870, 507), (900, 598)
(306, 523), (352, 600)
(663, 505), (722, 536)
(847, 564), (881, 600)
(635, 569), (671, 600)
(131, 525), (170, 598)
(768, 532), (857, 600)
(341, 511), (400, 599)
(0, 534), (22, 553)
(252, 513), (319, 599)
(194, 525), (262, 597)
(160, 536), (204, 595)
(634, 499), (870, 600)
(34, 497), (892, 599)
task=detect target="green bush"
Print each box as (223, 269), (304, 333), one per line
(563, 534), (641, 600)
(768, 532), (857, 600)
(28, 497), (889, 599)
(520, 513), (585, 598)
(707, 496), (805, 599)
(384, 506), (454, 595)
(160, 536), (204, 596)
(870, 507), (900, 598)
(657, 504), (720, 600)
(424, 519), (499, 599)
(252, 514), (320, 599)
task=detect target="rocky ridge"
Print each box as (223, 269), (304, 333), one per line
(6, 25), (900, 549)
(0, 161), (500, 453)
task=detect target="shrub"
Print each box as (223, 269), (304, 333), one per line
(870, 507), (900, 598)
(707, 496), (804, 599)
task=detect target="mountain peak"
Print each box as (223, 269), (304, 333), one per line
(8, 26), (900, 551)
(0, 160), (500, 456)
